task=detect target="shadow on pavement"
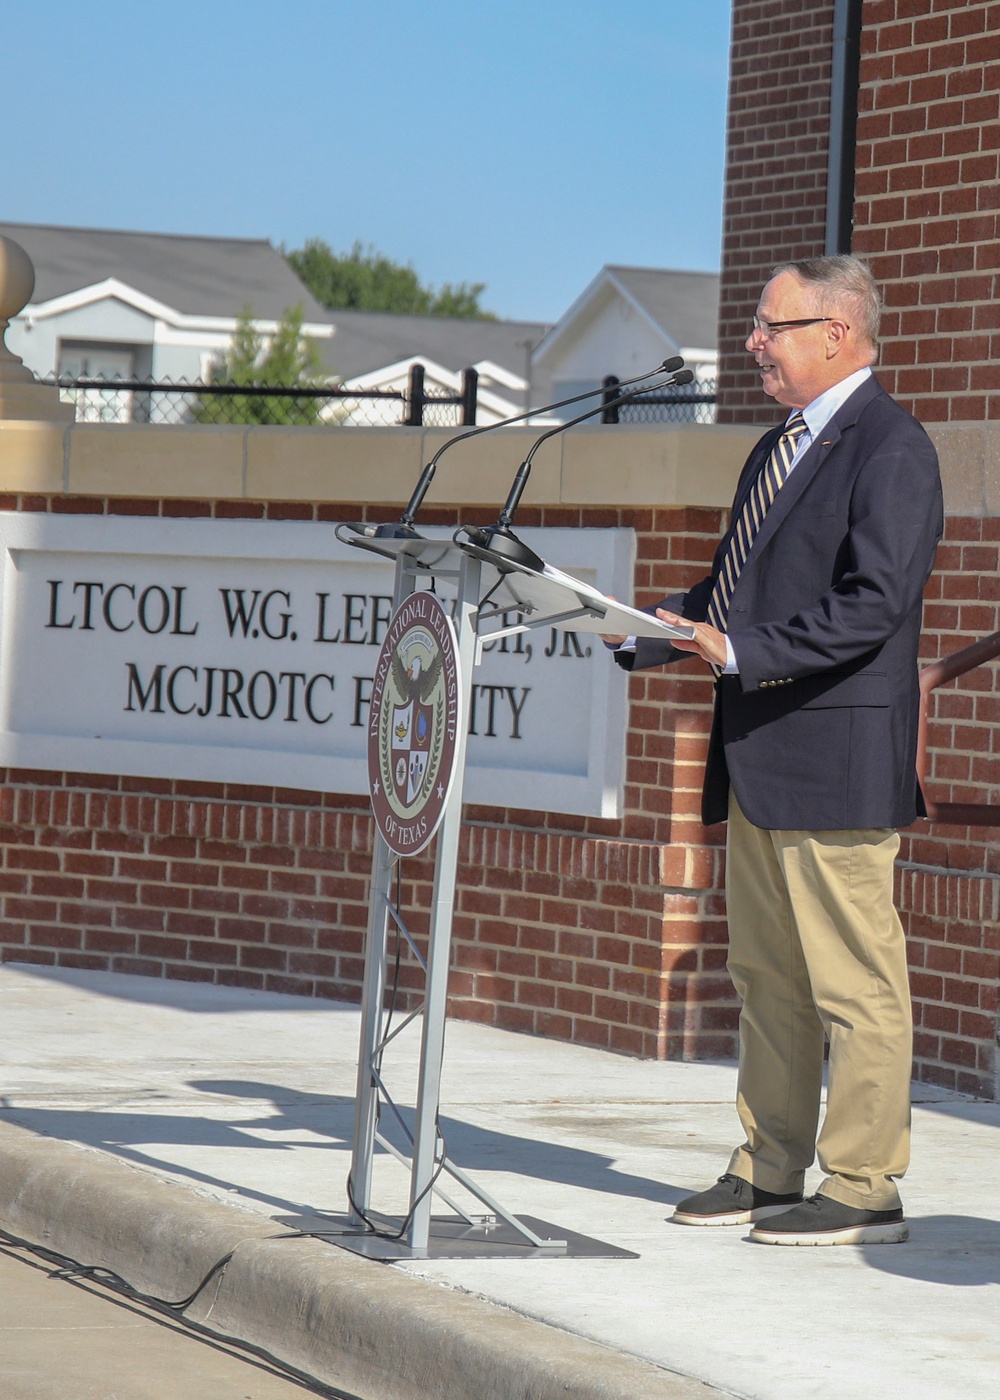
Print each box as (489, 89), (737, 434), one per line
(1, 961), (343, 1014)
(860, 1215), (1000, 1287)
(915, 1099), (1000, 1130)
(0, 1075), (686, 1219)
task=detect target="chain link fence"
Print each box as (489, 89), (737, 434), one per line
(601, 375), (718, 425)
(43, 367), (718, 428)
(44, 363), (481, 429)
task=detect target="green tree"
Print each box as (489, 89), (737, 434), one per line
(286, 239), (495, 319)
(195, 303), (327, 425)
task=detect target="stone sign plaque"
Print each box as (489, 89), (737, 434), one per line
(0, 513), (633, 817)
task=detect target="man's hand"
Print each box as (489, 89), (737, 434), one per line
(599, 596), (626, 648)
(656, 609), (728, 669)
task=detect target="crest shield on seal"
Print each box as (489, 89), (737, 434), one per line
(391, 698), (434, 806)
(367, 592), (461, 856)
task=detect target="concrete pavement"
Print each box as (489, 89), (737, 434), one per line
(0, 961), (997, 1399)
(0, 1237), (337, 1400)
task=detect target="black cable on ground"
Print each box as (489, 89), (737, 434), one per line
(0, 1226), (360, 1400)
(344, 1116), (450, 1242)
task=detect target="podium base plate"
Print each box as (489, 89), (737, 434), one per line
(271, 1211), (639, 1261)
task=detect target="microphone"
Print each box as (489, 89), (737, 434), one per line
(338, 358), (686, 543)
(458, 366), (696, 571)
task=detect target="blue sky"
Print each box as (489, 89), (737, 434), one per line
(6, 1), (732, 324)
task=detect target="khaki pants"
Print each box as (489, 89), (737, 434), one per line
(724, 794), (912, 1210)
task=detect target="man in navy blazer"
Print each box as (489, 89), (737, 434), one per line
(611, 256), (942, 1245)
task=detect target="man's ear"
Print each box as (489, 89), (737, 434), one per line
(824, 317), (851, 359)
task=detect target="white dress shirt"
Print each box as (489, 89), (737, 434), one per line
(718, 367), (872, 672)
(613, 368), (873, 669)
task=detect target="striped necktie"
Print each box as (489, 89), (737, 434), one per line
(706, 411), (808, 659)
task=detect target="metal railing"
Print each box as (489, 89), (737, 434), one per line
(917, 630), (1000, 826)
(600, 374), (717, 424)
(44, 363), (481, 429)
(45, 366), (719, 429)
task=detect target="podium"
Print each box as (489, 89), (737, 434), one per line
(321, 524), (689, 1259)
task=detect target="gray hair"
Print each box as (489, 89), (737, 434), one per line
(772, 255), (881, 352)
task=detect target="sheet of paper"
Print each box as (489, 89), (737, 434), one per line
(490, 561), (695, 641)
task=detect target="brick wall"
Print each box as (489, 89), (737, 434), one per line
(0, 490), (996, 1093)
(0, 777), (373, 998)
(898, 851), (999, 1097)
(718, 0), (1000, 425)
(0, 492), (731, 1063)
(716, 0), (837, 423)
(712, 0), (1000, 1096)
(901, 512), (1000, 1096)
(2, 1), (998, 1097)
(853, 0), (1000, 421)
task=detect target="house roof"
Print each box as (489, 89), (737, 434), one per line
(0, 221), (332, 323)
(607, 266), (720, 351)
(0, 221), (551, 383)
(533, 265), (720, 365)
(319, 307), (551, 382)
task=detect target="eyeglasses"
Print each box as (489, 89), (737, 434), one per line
(750, 316), (842, 338)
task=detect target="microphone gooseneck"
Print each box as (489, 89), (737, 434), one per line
(398, 357), (685, 529)
(459, 364), (696, 572)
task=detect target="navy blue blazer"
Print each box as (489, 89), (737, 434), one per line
(617, 376), (943, 830)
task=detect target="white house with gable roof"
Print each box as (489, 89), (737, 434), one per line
(0, 222), (335, 389)
(0, 222), (551, 424)
(1, 226), (718, 428)
(530, 266), (719, 420)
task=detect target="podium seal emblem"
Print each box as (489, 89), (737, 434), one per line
(367, 591), (461, 856)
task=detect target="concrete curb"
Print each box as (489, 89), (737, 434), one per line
(0, 1121), (727, 1400)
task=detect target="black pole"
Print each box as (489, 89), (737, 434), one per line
(405, 363), (426, 426)
(460, 367), (478, 426)
(601, 374), (621, 424)
(825, 0), (863, 254)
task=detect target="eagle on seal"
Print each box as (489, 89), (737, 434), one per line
(391, 649), (443, 707)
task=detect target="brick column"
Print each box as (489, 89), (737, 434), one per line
(853, 0), (1000, 422)
(716, 0), (837, 424)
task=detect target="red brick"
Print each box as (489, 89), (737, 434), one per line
(0, 29), (998, 1087)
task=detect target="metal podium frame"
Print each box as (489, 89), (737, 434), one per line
(340, 528), (688, 1258)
